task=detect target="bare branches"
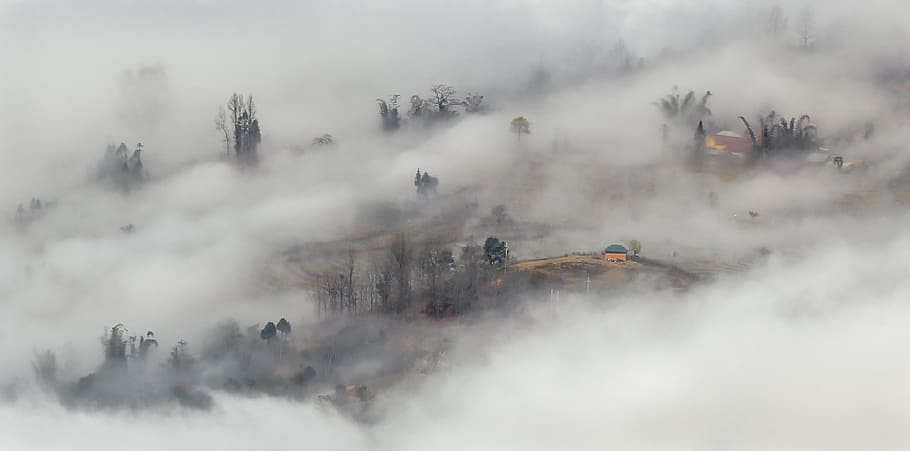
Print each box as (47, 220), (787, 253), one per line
(221, 92), (261, 164)
(214, 107), (231, 156)
(430, 84), (456, 114)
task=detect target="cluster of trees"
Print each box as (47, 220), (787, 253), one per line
(216, 93), (262, 164)
(491, 204), (511, 225)
(414, 169), (439, 197)
(658, 88), (713, 128)
(98, 142), (145, 188)
(14, 197), (47, 226)
(100, 324), (160, 371)
(35, 317), (315, 410)
(377, 95), (402, 132)
(259, 318), (292, 360)
(765, 5), (816, 50)
(738, 111), (819, 159)
(314, 235), (511, 319)
(117, 64), (169, 130)
(376, 84), (486, 131)
(689, 107), (821, 168)
(483, 237), (509, 265)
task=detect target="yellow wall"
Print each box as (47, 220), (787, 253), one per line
(604, 252), (627, 261)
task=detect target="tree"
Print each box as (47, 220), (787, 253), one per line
(457, 243), (486, 311)
(117, 64), (169, 132)
(377, 95), (401, 131)
(276, 318), (291, 336)
(418, 245), (455, 319)
(760, 112), (816, 152)
(138, 331), (158, 360)
(260, 322), (277, 342)
(691, 120), (707, 167)
(128, 143), (144, 177)
(796, 9), (814, 50)
(739, 112), (818, 163)
(215, 107), (231, 156)
(375, 266), (393, 312)
(312, 134), (335, 147)
(491, 204), (509, 225)
(657, 88), (712, 125)
(102, 324), (129, 369)
(98, 142), (146, 189)
(408, 95), (429, 118)
(483, 237), (509, 266)
(276, 318), (291, 361)
(32, 350), (57, 386)
(292, 366), (317, 387)
(765, 5), (787, 37)
(628, 240), (642, 256)
(388, 233), (412, 314)
(510, 116), (530, 142)
(414, 169), (439, 197)
(169, 339), (193, 372)
(224, 93), (261, 164)
(462, 93), (486, 114)
(429, 84), (457, 116)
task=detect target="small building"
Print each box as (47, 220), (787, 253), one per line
(706, 131), (753, 156)
(603, 244), (629, 262)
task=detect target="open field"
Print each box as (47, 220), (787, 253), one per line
(513, 254), (698, 292)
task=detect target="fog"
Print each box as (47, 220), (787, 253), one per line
(3, 0), (910, 449)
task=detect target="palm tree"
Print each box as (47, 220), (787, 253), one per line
(740, 112), (818, 162)
(758, 112), (818, 152)
(658, 88), (712, 125)
(510, 116), (530, 142)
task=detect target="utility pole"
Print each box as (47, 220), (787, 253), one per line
(585, 273), (591, 294)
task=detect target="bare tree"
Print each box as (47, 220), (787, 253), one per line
(430, 84), (456, 115)
(227, 93), (243, 128)
(462, 93), (486, 114)
(32, 350), (57, 386)
(419, 245), (455, 320)
(344, 250), (356, 313)
(765, 4), (788, 37)
(223, 92), (261, 164)
(215, 107), (231, 156)
(457, 242), (486, 312)
(796, 9), (814, 49)
(118, 64), (169, 131)
(491, 204), (509, 225)
(389, 233), (411, 314)
(169, 339), (194, 372)
(374, 266), (393, 312)
(408, 95), (430, 118)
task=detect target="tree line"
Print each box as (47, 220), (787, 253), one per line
(376, 84), (487, 132)
(313, 235), (511, 320)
